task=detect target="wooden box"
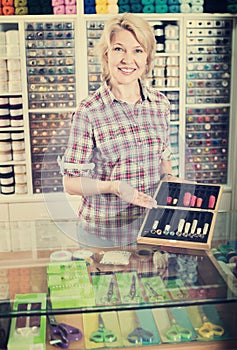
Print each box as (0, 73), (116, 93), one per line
(137, 181), (223, 250)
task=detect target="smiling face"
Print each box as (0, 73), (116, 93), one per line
(106, 29), (148, 87)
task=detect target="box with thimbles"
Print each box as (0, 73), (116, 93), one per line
(137, 181), (223, 250)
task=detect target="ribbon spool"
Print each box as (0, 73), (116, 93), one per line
(2, 0), (14, 5)
(118, 4), (130, 11)
(14, 0), (27, 5)
(155, 4), (168, 12)
(2, 6), (15, 15)
(143, 4), (155, 12)
(169, 4), (180, 12)
(15, 7), (28, 14)
(227, 4), (237, 12)
(50, 250), (73, 262)
(84, 6), (96, 13)
(191, 5), (203, 12)
(131, 4), (142, 11)
(135, 248), (153, 262)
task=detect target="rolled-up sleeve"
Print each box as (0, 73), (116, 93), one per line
(63, 107), (95, 177)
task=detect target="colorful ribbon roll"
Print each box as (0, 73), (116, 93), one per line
(119, 4), (130, 11)
(155, 4), (168, 11)
(84, 5), (96, 13)
(131, 3), (142, 11)
(15, 6), (28, 13)
(65, 5), (76, 12)
(53, 4), (65, 13)
(191, 5), (203, 12)
(14, 0), (27, 6)
(143, 4), (155, 12)
(2, 0), (14, 5)
(169, 4), (180, 11)
(2, 6), (15, 14)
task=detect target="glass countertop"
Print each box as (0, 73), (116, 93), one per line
(0, 211), (236, 318)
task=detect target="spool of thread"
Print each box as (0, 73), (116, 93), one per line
(65, 5), (77, 13)
(119, 4), (130, 11)
(131, 4), (142, 11)
(14, 165), (26, 173)
(0, 174), (14, 186)
(53, 5), (65, 13)
(2, 6), (15, 15)
(135, 248), (153, 261)
(0, 165), (13, 175)
(12, 150), (25, 161)
(72, 249), (94, 261)
(1, 184), (14, 195)
(191, 5), (203, 12)
(2, 0), (14, 5)
(168, 4), (180, 12)
(155, 4), (168, 12)
(107, 4), (118, 12)
(96, 4), (108, 13)
(15, 7), (28, 14)
(84, 6), (96, 13)
(15, 183), (27, 194)
(50, 250), (72, 262)
(143, 4), (155, 12)
(180, 3), (190, 11)
(14, 0), (27, 5)
(0, 151), (12, 162)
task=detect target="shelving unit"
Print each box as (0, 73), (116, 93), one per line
(0, 13), (236, 221)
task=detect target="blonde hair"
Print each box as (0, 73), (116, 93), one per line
(96, 13), (156, 82)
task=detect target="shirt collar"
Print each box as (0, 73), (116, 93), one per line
(100, 80), (152, 105)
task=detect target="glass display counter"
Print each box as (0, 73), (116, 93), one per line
(0, 211), (236, 349)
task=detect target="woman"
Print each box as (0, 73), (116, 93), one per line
(61, 13), (175, 245)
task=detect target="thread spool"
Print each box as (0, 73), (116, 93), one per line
(155, 4), (168, 12)
(50, 250), (72, 262)
(15, 7), (28, 14)
(191, 5), (203, 12)
(135, 248), (153, 261)
(72, 249), (94, 261)
(131, 4), (142, 11)
(2, 6), (15, 15)
(96, 4), (108, 13)
(143, 4), (155, 12)
(180, 3), (190, 12)
(65, 5), (77, 13)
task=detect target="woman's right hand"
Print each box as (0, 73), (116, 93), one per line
(113, 181), (158, 209)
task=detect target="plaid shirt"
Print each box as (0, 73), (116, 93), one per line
(63, 81), (171, 225)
